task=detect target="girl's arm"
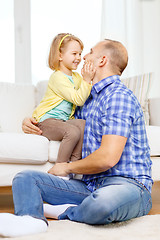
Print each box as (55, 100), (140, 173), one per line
(50, 77), (91, 106)
(50, 62), (95, 106)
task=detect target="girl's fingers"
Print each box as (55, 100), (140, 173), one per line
(81, 61), (96, 82)
(84, 61), (92, 72)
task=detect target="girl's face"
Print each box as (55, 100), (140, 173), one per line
(59, 40), (82, 75)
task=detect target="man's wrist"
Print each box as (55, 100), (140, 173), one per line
(66, 162), (72, 174)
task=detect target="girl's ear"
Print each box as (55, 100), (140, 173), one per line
(59, 53), (63, 61)
(99, 55), (107, 67)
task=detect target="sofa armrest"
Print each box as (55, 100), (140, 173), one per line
(149, 98), (160, 126)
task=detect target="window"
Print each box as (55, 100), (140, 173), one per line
(0, 0), (15, 83)
(31, 0), (102, 84)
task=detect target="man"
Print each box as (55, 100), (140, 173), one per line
(0, 39), (152, 237)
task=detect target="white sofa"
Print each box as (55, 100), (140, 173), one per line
(0, 73), (160, 186)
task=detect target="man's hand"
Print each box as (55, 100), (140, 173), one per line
(48, 163), (69, 176)
(22, 117), (42, 135)
(81, 61), (96, 84)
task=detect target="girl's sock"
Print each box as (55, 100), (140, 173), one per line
(44, 203), (77, 219)
(0, 213), (47, 237)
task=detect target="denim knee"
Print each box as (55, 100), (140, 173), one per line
(12, 170), (36, 188)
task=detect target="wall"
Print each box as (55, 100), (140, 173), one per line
(142, 0), (160, 97)
(101, 0), (160, 98)
(12, 0), (160, 97)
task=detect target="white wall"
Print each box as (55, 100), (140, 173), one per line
(101, 0), (160, 98)
(13, 0), (102, 85)
(142, 0), (160, 98)
(30, 0), (102, 84)
(12, 0), (160, 97)
(101, 0), (143, 79)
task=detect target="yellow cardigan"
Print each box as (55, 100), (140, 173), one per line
(32, 71), (92, 122)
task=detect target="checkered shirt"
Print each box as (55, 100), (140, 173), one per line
(75, 75), (153, 193)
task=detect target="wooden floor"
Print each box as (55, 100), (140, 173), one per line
(0, 186), (14, 213)
(0, 181), (160, 215)
(148, 181), (160, 215)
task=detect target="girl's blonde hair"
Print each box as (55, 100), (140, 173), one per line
(48, 33), (84, 71)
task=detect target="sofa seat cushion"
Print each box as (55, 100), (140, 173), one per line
(0, 133), (49, 164)
(146, 126), (160, 156)
(49, 141), (60, 162)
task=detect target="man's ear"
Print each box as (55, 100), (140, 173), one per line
(99, 55), (107, 67)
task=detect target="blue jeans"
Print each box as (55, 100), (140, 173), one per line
(12, 170), (152, 225)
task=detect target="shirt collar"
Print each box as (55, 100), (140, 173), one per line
(92, 75), (121, 94)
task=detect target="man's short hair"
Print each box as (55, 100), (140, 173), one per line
(104, 39), (128, 75)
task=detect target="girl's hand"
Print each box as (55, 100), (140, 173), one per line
(81, 61), (96, 84)
(22, 117), (42, 135)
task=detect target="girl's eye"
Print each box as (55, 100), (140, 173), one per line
(72, 52), (81, 56)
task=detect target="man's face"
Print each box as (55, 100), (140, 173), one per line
(83, 42), (103, 67)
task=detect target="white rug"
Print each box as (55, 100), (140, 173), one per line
(1, 215), (160, 240)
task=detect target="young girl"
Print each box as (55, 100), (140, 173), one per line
(32, 33), (93, 172)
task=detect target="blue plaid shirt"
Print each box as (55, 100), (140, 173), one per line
(75, 75), (153, 193)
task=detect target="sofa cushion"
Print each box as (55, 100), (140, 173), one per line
(146, 126), (160, 156)
(48, 141), (61, 162)
(35, 80), (48, 106)
(0, 133), (49, 164)
(122, 73), (152, 125)
(0, 82), (36, 133)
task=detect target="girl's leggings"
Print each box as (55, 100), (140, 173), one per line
(38, 118), (85, 163)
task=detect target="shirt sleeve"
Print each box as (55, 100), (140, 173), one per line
(48, 73), (92, 106)
(101, 92), (136, 138)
